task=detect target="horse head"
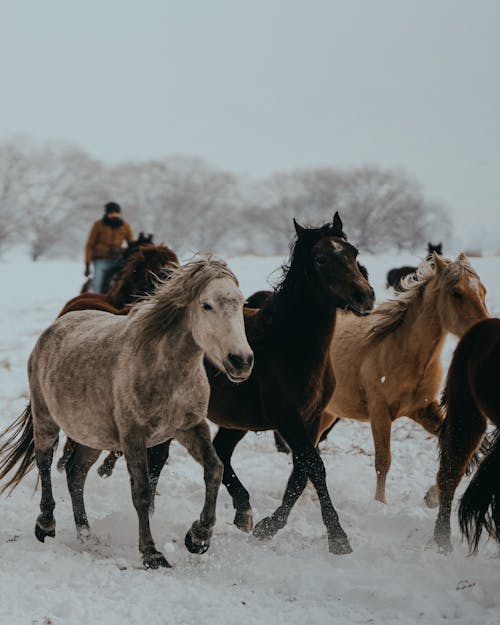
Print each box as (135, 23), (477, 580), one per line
(291, 211), (375, 316)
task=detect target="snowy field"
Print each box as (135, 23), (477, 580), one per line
(0, 249), (499, 625)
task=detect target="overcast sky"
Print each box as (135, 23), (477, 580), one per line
(0, 0), (498, 247)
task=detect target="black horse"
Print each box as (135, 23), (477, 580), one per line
(386, 242), (442, 291)
(144, 212), (375, 554)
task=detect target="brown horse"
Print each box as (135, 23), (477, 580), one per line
(434, 317), (500, 554)
(60, 243), (179, 316)
(319, 253), (488, 504)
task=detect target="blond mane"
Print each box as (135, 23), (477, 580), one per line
(367, 254), (478, 343)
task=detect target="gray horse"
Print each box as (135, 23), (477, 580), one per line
(0, 257), (253, 569)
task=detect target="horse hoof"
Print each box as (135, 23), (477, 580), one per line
(328, 535), (353, 555)
(184, 530), (210, 555)
(234, 510), (253, 533)
(424, 485), (439, 508)
(97, 464), (112, 478)
(34, 523), (55, 543)
(253, 516), (277, 540)
(143, 552), (171, 569)
(435, 538), (453, 555)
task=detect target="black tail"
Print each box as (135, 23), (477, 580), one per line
(458, 428), (500, 554)
(0, 404), (36, 495)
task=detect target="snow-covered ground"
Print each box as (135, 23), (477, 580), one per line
(0, 250), (499, 625)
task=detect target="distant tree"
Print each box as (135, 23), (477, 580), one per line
(256, 166), (451, 254)
(0, 140), (33, 253)
(16, 143), (104, 260)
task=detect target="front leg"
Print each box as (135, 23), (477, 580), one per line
(212, 427), (252, 532)
(254, 414), (352, 555)
(121, 428), (170, 569)
(408, 401), (444, 507)
(176, 422), (223, 554)
(369, 403), (392, 504)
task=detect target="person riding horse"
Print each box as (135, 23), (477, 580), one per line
(84, 202), (134, 293)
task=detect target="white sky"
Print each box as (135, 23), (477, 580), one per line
(0, 0), (499, 247)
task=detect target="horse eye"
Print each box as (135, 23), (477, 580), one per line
(315, 255), (327, 265)
(202, 302), (213, 311)
(452, 289), (462, 299)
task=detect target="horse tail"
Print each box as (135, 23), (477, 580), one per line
(458, 428), (500, 554)
(0, 403), (36, 495)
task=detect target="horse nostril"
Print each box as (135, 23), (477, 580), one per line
(228, 353), (245, 370)
(228, 353), (253, 371)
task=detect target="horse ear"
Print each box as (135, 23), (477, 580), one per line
(433, 251), (447, 272)
(455, 251), (470, 265)
(293, 218), (306, 237)
(332, 211), (343, 232)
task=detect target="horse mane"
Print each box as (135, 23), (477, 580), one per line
(108, 243), (179, 300)
(368, 255), (478, 343)
(260, 221), (346, 327)
(131, 257), (239, 346)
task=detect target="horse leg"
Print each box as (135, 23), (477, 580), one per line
(97, 450), (123, 478)
(65, 443), (101, 541)
(176, 423), (223, 555)
(274, 431), (290, 454)
(369, 405), (392, 503)
(434, 418), (486, 554)
(254, 417), (352, 555)
(407, 401), (444, 507)
(56, 437), (77, 472)
(122, 430), (170, 568)
(147, 439), (172, 513)
(253, 451), (308, 540)
(32, 417), (60, 544)
(212, 427), (253, 532)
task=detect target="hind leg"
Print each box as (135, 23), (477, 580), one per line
(30, 394), (60, 542)
(434, 416), (486, 554)
(212, 428), (252, 532)
(176, 423), (223, 554)
(65, 443), (101, 541)
(32, 420), (60, 542)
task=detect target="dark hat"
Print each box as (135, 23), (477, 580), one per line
(104, 202), (121, 214)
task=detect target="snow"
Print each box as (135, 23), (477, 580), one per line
(0, 252), (499, 625)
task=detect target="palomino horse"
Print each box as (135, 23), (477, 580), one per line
(63, 243), (179, 315)
(0, 258), (253, 569)
(434, 317), (500, 554)
(320, 253), (488, 504)
(140, 212), (375, 555)
(386, 242), (443, 291)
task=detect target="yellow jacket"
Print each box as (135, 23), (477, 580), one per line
(84, 218), (134, 264)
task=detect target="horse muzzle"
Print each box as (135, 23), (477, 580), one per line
(223, 352), (254, 383)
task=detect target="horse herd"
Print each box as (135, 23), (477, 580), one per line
(0, 213), (498, 568)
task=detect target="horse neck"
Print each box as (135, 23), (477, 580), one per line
(107, 275), (135, 308)
(400, 287), (446, 368)
(267, 274), (338, 366)
(134, 313), (204, 374)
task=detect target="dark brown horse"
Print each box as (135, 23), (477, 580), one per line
(60, 243), (179, 316)
(434, 317), (500, 554)
(141, 212), (375, 554)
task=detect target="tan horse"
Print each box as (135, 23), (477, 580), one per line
(320, 253), (488, 503)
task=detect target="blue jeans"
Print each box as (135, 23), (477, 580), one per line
(91, 258), (118, 293)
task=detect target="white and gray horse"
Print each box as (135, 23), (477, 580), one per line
(0, 257), (253, 568)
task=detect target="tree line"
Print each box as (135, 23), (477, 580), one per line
(0, 137), (451, 260)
